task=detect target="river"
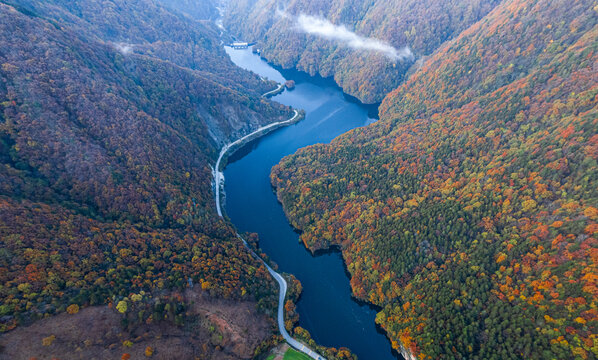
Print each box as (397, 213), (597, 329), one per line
(223, 47), (402, 360)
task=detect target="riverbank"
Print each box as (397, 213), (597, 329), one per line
(262, 83), (285, 98)
(212, 102), (325, 360)
(214, 108), (303, 217)
(248, 48), (415, 360)
(271, 183), (417, 360)
(222, 47), (401, 360)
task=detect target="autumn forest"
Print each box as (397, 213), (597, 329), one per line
(1, 0), (597, 359)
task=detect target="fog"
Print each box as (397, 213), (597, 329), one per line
(113, 42), (133, 55)
(279, 11), (413, 61)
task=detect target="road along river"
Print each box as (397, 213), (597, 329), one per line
(214, 101), (323, 359)
(221, 46), (403, 360)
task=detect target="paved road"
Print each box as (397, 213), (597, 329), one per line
(213, 106), (325, 360)
(214, 109), (299, 217)
(265, 262), (326, 360)
(262, 83), (284, 98)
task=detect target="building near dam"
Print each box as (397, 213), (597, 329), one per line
(231, 42), (248, 49)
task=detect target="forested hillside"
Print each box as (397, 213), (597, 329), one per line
(0, 0), (294, 355)
(224, 0), (502, 103)
(272, 0), (598, 358)
(158, 0), (219, 21)
(8, 0), (275, 99)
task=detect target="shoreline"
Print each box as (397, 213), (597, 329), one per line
(212, 105), (325, 360)
(271, 177), (417, 360)
(220, 48), (415, 360)
(214, 108), (302, 217)
(262, 83), (285, 98)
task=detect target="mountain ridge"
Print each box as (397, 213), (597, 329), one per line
(0, 2), (293, 357)
(224, 0), (503, 103)
(271, 0), (598, 358)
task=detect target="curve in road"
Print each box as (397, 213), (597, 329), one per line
(214, 108), (298, 217)
(261, 83), (284, 98)
(213, 100), (325, 360)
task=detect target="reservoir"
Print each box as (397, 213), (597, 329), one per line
(223, 47), (402, 360)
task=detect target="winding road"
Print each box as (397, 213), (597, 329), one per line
(261, 83), (284, 98)
(213, 100), (325, 360)
(214, 108), (299, 217)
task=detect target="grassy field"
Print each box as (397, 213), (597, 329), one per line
(265, 346), (312, 360)
(284, 348), (313, 360)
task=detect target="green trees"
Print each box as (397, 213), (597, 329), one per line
(225, 0), (502, 103)
(271, 0), (598, 358)
(0, 0), (286, 331)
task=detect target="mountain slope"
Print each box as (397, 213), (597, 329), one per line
(9, 0), (273, 97)
(272, 0), (598, 358)
(224, 0), (502, 103)
(0, 0), (293, 354)
(158, 0), (220, 21)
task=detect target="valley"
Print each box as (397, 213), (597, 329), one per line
(0, 0), (596, 359)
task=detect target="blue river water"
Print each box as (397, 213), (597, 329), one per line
(223, 47), (402, 360)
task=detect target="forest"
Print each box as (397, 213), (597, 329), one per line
(2, 0), (597, 359)
(0, 0), (294, 352)
(224, 0), (503, 103)
(272, 0), (598, 358)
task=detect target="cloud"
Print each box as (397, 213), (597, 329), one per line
(285, 13), (413, 61)
(113, 42), (133, 55)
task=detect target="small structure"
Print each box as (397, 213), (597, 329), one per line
(231, 41), (248, 49)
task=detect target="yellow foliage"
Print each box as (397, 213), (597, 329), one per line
(496, 253), (507, 263)
(66, 304), (79, 314)
(119, 248), (132, 258)
(116, 300), (128, 314)
(42, 335), (56, 346)
(17, 283), (31, 293)
(145, 346), (154, 357)
(405, 198), (419, 207)
(521, 199), (537, 212)
(201, 280), (211, 290)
